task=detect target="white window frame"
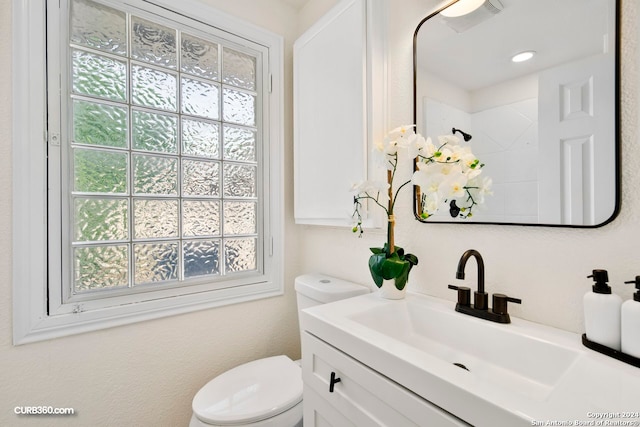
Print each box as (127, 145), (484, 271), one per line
(12, 0), (284, 344)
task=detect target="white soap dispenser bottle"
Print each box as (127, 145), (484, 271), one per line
(584, 269), (622, 351)
(621, 276), (640, 358)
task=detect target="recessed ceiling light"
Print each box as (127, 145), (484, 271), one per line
(440, 0), (485, 18)
(511, 51), (536, 63)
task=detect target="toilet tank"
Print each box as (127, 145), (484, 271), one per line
(294, 273), (370, 312)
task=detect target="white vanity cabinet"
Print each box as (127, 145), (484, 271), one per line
(301, 332), (470, 426)
(293, 0), (386, 227)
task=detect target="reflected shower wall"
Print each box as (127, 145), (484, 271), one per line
(422, 80), (539, 223)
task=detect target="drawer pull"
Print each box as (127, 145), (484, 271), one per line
(329, 371), (341, 392)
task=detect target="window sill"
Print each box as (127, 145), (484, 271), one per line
(14, 280), (283, 345)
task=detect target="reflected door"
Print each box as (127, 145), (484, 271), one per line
(538, 53), (615, 225)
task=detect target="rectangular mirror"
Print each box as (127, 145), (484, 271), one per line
(413, 0), (620, 227)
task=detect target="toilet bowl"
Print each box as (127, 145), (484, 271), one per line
(189, 273), (369, 427)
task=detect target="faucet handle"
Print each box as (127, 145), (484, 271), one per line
(492, 293), (522, 315)
(448, 284), (471, 306)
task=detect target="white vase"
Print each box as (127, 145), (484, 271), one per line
(378, 278), (407, 300)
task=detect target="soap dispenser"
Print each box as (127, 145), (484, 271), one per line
(622, 276), (640, 358)
(584, 269), (622, 351)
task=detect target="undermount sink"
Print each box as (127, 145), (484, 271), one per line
(349, 295), (579, 401)
(300, 291), (640, 426)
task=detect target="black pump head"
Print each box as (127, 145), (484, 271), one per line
(588, 269), (611, 294)
(624, 276), (640, 302)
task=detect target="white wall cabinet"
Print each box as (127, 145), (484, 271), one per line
(301, 332), (471, 426)
(294, 0), (386, 226)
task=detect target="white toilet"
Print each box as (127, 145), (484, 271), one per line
(189, 273), (370, 427)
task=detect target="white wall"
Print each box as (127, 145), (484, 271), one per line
(297, 0), (639, 337)
(471, 97), (539, 223)
(0, 0), (302, 425)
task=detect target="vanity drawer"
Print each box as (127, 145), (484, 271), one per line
(302, 332), (470, 427)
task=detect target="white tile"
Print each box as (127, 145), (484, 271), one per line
(504, 181), (538, 216)
(503, 147), (538, 182)
(478, 152), (505, 185)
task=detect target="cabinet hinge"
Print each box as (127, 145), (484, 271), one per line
(269, 73), (273, 93)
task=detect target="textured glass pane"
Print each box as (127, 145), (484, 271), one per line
(224, 238), (256, 272)
(222, 47), (256, 90)
(134, 242), (178, 284)
(183, 200), (220, 237)
(70, 0), (127, 55)
(75, 198), (128, 242)
(184, 240), (220, 278)
(132, 110), (177, 153)
(223, 88), (255, 126)
(131, 16), (177, 69)
(132, 65), (177, 111)
(74, 245), (128, 291)
(223, 164), (256, 198)
(223, 202), (256, 236)
(73, 100), (127, 148)
(133, 154), (178, 195)
(182, 34), (219, 80)
(183, 160), (220, 197)
(223, 201), (256, 235)
(134, 199), (178, 238)
(223, 125), (255, 162)
(181, 77), (219, 119)
(74, 148), (127, 193)
(72, 50), (126, 101)
(182, 118), (220, 158)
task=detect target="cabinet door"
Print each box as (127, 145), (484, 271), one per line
(302, 332), (471, 426)
(304, 387), (359, 427)
(294, 0), (386, 226)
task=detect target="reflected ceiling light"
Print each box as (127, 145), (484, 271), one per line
(511, 51), (536, 63)
(440, 0), (486, 18)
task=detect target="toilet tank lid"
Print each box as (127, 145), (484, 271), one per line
(294, 273), (369, 303)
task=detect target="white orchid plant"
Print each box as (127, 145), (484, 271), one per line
(413, 133), (492, 220)
(351, 125), (491, 291)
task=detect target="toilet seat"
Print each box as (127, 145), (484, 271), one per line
(192, 355), (302, 425)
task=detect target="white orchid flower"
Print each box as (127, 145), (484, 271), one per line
(449, 145), (469, 164)
(402, 133), (426, 160)
(351, 180), (390, 203)
(438, 164), (468, 199)
(437, 134), (461, 147)
(396, 132), (427, 161)
(412, 161), (446, 196)
(472, 176), (493, 204)
(371, 143), (395, 170)
(387, 124), (416, 141)
(421, 192), (440, 217)
(435, 146), (455, 163)
(421, 136), (437, 158)
(373, 136), (398, 155)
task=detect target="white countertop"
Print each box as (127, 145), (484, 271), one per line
(300, 292), (640, 427)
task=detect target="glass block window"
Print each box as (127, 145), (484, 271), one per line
(68, 0), (260, 295)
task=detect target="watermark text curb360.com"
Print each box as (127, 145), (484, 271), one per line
(14, 406), (75, 416)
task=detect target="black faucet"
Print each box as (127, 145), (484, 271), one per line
(456, 249), (487, 310)
(448, 249), (521, 324)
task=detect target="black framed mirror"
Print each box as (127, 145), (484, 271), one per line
(413, 0), (620, 227)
